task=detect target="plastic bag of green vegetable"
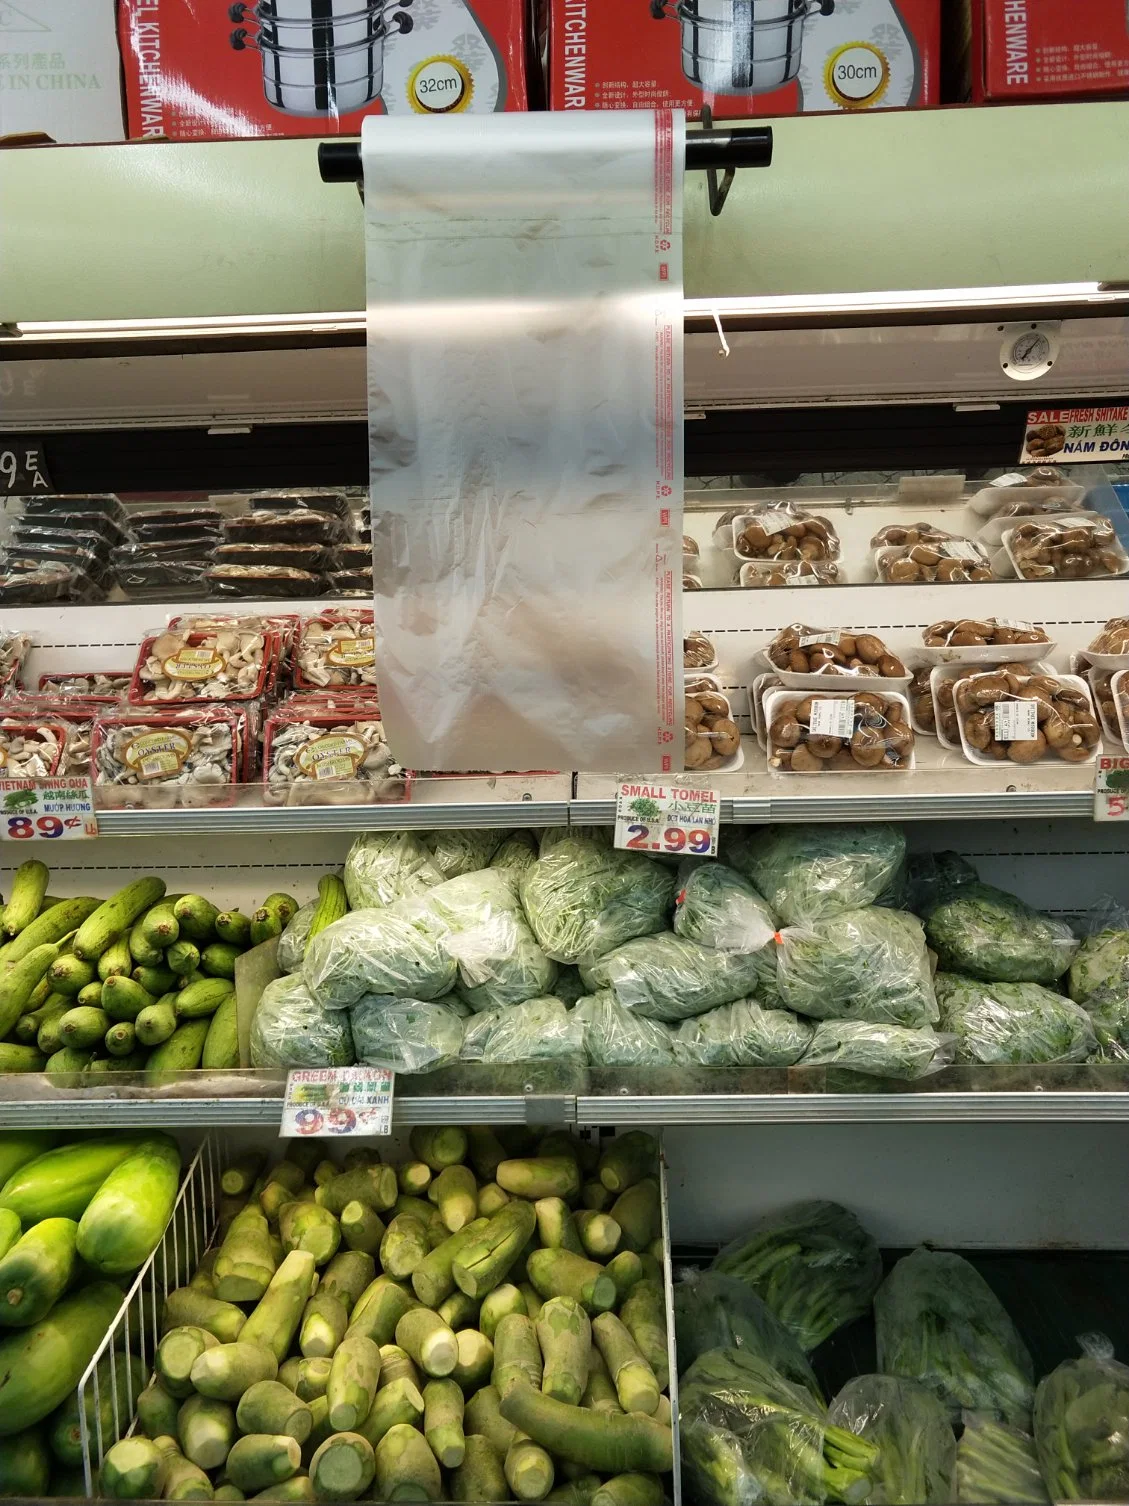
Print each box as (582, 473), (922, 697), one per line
(955, 1413), (1048, 1505)
(1068, 921), (1129, 1005)
(775, 910), (938, 1029)
(799, 1021), (953, 1080)
(728, 824), (906, 927)
(343, 830), (443, 909)
(680, 1346), (880, 1506)
(423, 869), (556, 1011)
(1035, 1335), (1129, 1503)
(674, 1271), (821, 1397)
(580, 931), (768, 1023)
(935, 974), (1097, 1064)
(459, 995), (583, 1064)
(303, 901), (456, 1009)
(489, 831), (539, 874)
(277, 899), (317, 973)
(574, 991), (676, 1066)
(673, 998), (814, 1068)
(674, 861), (777, 954)
(828, 1375), (956, 1505)
(924, 884), (1078, 985)
(249, 973), (355, 1069)
(350, 995), (465, 1073)
(519, 829), (676, 964)
(712, 1201), (882, 1353)
(426, 828), (510, 878)
(875, 1248), (1034, 1427)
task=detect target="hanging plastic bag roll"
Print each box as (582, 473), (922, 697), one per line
(361, 111), (685, 772)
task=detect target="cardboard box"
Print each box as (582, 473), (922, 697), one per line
(118, 0), (528, 141)
(960, 0), (1129, 102)
(0, 0), (124, 142)
(546, 0), (940, 118)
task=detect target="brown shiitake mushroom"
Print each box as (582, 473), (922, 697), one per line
(770, 714), (802, 749)
(683, 535), (699, 556)
(705, 717), (741, 757)
(963, 710), (995, 751)
(684, 633), (715, 668)
(806, 733), (843, 759)
(886, 559), (920, 583)
(884, 720), (914, 756)
(854, 635), (885, 664)
(793, 698), (814, 724)
(684, 730), (713, 768)
(878, 655), (907, 678)
(1042, 712), (1073, 750)
(828, 749), (860, 771)
(850, 725), (886, 768)
(685, 696), (705, 727)
(789, 743), (827, 773)
(1007, 733), (1047, 765)
(769, 749), (793, 770)
(695, 692), (730, 719)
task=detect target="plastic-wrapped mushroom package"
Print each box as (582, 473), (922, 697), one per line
(673, 861), (778, 954)
(673, 998), (814, 1069)
(249, 973), (356, 1069)
(350, 995), (466, 1073)
(579, 931), (769, 1024)
(956, 1414), (1049, 1506)
(519, 828), (676, 964)
(343, 830), (444, 910)
(421, 868), (557, 1012)
(426, 828), (511, 879)
(574, 990), (676, 1067)
(923, 883), (1079, 985)
(727, 823), (907, 927)
(1034, 1336), (1129, 1503)
(875, 1248), (1035, 1427)
(775, 909), (939, 1030)
(458, 995), (584, 1065)
(673, 1271), (822, 1394)
(828, 1375), (957, 1506)
(799, 1021), (954, 1081)
(934, 973), (1097, 1065)
(302, 900), (456, 1010)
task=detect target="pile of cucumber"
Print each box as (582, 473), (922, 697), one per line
(0, 1130), (184, 1495)
(100, 1128), (672, 1505)
(0, 859), (301, 1077)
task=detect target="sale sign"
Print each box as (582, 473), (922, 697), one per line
(0, 778), (98, 840)
(614, 781), (721, 858)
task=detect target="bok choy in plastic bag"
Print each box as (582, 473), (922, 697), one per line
(673, 1271), (821, 1396)
(426, 827), (510, 879)
(923, 883), (1078, 986)
(1034, 1336), (1129, 1503)
(828, 1375), (956, 1505)
(459, 995), (583, 1065)
(423, 868), (556, 1011)
(955, 1413), (1048, 1505)
(343, 830), (443, 909)
(934, 974), (1096, 1065)
(799, 1021), (953, 1080)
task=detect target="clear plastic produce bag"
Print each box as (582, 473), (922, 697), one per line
(799, 1020), (953, 1080)
(956, 1413), (1049, 1504)
(673, 998), (814, 1068)
(276, 899), (317, 974)
(1068, 908), (1129, 1005)
(728, 824), (907, 927)
(934, 974), (1097, 1065)
(674, 1271), (821, 1396)
(673, 860), (778, 954)
(1035, 1336), (1129, 1502)
(426, 828), (510, 879)
(923, 883), (1079, 985)
(875, 1248), (1034, 1427)
(828, 1375), (956, 1505)
(343, 830), (443, 910)
(902, 851), (979, 914)
(459, 995), (583, 1065)
(775, 909), (939, 1029)
(519, 829), (676, 964)
(422, 868), (556, 1011)
(680, 1346), (879, 1506)
(303, 901), (456, 1009)
(489, 831), (540, 874)
(350, 995), (465, 1073)
(712, 1201), (883, 1353)
(574, 991), (676, 1066)
(580, 932), (768, 1023)
(249, 973), (356, 1069)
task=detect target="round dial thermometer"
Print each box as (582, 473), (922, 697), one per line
(1000, 324), (1059, 382)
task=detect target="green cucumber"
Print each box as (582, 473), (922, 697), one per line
(177, 977), (235, 1020)
(97, 937), (135, 982)
(201, 943), (241, 979)
(77, 1133), (181, 1277)
(102, 975), (156, 1023)
(0, 1218), (78, 1327)
(128, 918), (165, 967)
(215, 911), (251, 946)
(35, 1001), (72, 1055)
(105, 1021), (137, 1057)
(0, 1044), (47, 1073)
(0, 1281), (123, 1435)
(0, 1426), (51, 1494)
(13, 995), (64, 1044)
(0, 1211), (18, 1263)
(0, 943), (66, 1038)
(73, 878), (167, 962)
(0, 1134), (58, 1190)
(173, 896), (220, 943)
(263, 894), (299, 925)
(77, 980), (103, 1007)
(308, 877), (347, 944)
(0, 1135), (150, 1223)
(45, 1047), (94, 1075)
(88, 1049), (149, 1075)
(147, 1020), (210, 1078)
(134, 965), (176, 996)
(203, 995), (240, 1070)
(58, 1005), (111, 1049)
(1, 898), (99, 966)
(167, 941), (201, 976)
(136, 998), (178, 1047)
(139, 902), (180, 950)
(46, 953), (95, 998)
(3, 861), (50, 938)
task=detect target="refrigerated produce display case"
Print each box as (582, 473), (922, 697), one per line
(2, 104), (1129, 1504)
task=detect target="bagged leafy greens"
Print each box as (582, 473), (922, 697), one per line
(488, 830), (539, 874)
(426, 828), (510, 879)
(935, 973), (1097, 1065)
(574, 991), (676, 1066)
(712, 1200), (882, 1353)
(923, 883), (1078, 985)
(277, 899), (317, 974)
(728, 823), (906, 928)
(1034, 1336), (1129, 1502)
(828, 1374), (956, 1505)
(552, 965), (587, 1006)
(459, 995), (583, 1064)
(955, 1413), (1048, 1505)
(519, 829), (676, 964)
(674, 1271), (821, 1396)
(875, 1248), (1034, 1427)
(679, 1346), (880, 1506)
(343, 830), (442, 910)
(303, 901), (456, 1009)
(580, 932), (767, 1023)
(249, 973), (355, 1069)
(422, 868), (556, 1011)
(1082, 990), (1129, 1060)
(674, 861), (777, 954)
(775, 909), (938, 1029)
(902, 851), (979, 914)
(350, 995), (464, 1073)
(799, 1020), (953, 1080)
(673, 998), (814, 1068)
(1068, 923), (1129, 1004)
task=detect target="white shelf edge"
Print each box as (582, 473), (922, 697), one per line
(91, 801), (570, 837)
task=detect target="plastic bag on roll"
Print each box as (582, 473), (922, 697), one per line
(459, 995), (583, 1065)
(426, 828), (510, 879)
(776, 909), (938, 1028)
(277, 899), (318, 974)
(728, 823), (906, 927)
(350, 995), (465, 1074)
(828, 1375), (956, 1505)
(574, 991), (676, 1066)
(302, 900), (456, 1010)
(955, 1414), (1048, 1505)
(800, 1020), (954, 1080)
(1034, 1336), (1129, 1503)
(674, 860), (777, 954)
(344, 830), (443, 910)
(580, 931), (767, 1023)
(422, 868), (556, 1010)
(673, 1270), (820, 1396)
(673, 998), (813, 1068)
(250, 973), (355, 1069)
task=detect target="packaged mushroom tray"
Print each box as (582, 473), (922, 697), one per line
(918, 616), (1053, 665)
(952, 667), (1101, 767)
(875, 534), (994, 584)
(719, 501), (841, 563)
(685, 684), (743, 771)
(759, 624), (910, 692)
(92, 706), (242, 808)
(36, 670), (131, 701)
(0, 631), (29, 694)
(0, 696), (103, 776)
(738, 558), (840, 588)
(765, 689), (914, 774)
(263, 697), (409, 806)
(996, 515), (1129, 581)
(968, 466), (1085, 518)
(684, 631), (718, 673)
(1086, 666), (1126, 750)
(129, 622), (281, 705)
(295, 611), (378, 691)
(1080, 616), (1129, 668)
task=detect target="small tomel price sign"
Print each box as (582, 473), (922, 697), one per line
(0, 778), (98, 840)
(1095, 756), (1129, 822)
(614, 781), (721, 858)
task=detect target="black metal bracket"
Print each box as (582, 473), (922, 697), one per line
(317, 121), (772, 219)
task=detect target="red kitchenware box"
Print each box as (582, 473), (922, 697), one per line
(958, 0), (1129, 102)
(544, 0), (941, 118)
(118, 0), (529, 140)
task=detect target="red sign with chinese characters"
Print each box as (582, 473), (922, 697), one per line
(968, 1), (1129, 102)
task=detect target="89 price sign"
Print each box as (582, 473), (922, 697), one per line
(614, 781), (721, 858)
(0, 778), (98, 841)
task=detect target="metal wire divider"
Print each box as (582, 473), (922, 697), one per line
(76, 1133), (227, 1494)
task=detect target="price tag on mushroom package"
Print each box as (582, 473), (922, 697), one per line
(1095, 757), (1129, 823)
(281, 1067), (394, 1140)
(615, 781), (721, 858)
(0, 777), (98, 840)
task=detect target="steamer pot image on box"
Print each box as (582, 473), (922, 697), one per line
(650, 0), (834, 95)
